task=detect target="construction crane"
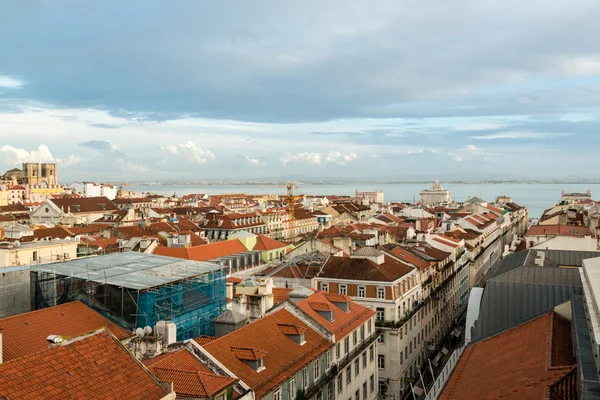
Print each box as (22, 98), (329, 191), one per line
(283, 182), (303, 240)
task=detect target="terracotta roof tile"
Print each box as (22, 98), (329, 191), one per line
(153, 239), (248, 261)
(195, 335), (218, 346)
(203, 309), (332, 397)
(323, 293), (351, 303)
(144, 348), (236, 397)
(297, 291), (375, 340)
(0, 330), (168, 400)
(277, 323), (308, 335)
(230, 346), (268, 361)
(439, 312), (576, 400)
(0, 301), (131, 362)
(308, 301), (334, 312)
(253, 234), (289, 251)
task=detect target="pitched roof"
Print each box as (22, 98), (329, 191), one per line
(318, 254), (414, 282)
(51, 196), (118, 213)
(231, 346), (269, 361)
(203, 308), (332, 397)
(253, 234), (289, 251)
(144, 348), (236, 398)
(0, 300), (131, 362)
(153, 239), (248, 261)
(296, 291), (375, 340)
(439, 312), (576, 400)
(526, 224), (595, 237)
(0, 330), (169, 400)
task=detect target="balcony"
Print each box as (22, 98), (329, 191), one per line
(305, 330), (381, 399)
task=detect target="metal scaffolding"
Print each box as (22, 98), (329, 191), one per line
(30, 252), (227, 340)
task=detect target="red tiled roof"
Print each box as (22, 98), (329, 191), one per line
(231, 346), (268, 361)
(526, 225), (595, 237)
(253, 234), (289, 251)
(0, 330), (169, 400)
(308, 301), (334, 312)
(277, 323), (308, 335)
(272, 288), (295, 304)
(33, 226), (74, 240)
(203, 308), (332, 397)
(323, 293), (351, 303)
(143, 348), (236, 397)
(154, 239), (248, 261)
(0, 301), (131, 362)
(319, 254), (414, 282)
(51, 196), (118, 213)
(439, 312), (576, 400)
(195, 335), (218, 346)
(297, 291), (375, 340)
(387, 247), (431, 270)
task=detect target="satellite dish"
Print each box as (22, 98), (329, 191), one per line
(65, 237), (71, 242)
(135, 328), (145, 338)
(13, 240), (20, 248)
(144, 326), (152, 335)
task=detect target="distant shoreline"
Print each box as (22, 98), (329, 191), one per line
(101, 180), (600, 186)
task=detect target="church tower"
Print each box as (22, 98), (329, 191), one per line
(41, 163), (58, 185)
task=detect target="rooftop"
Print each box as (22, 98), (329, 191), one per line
(0, 300), (131, 362)
(439, 312), (576, 400)
(31, 252), (222, 290)
(0, 330), (169, 400)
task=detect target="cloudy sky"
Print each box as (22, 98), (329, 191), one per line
(1, 0), (600, 182)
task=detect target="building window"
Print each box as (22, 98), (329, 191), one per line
(370, 374), (375, 392)
(354, 358), (360, 376)
(336, 343), (341, 359)
(377, 286), (385, 299)
(400, 351), (403, 364)
(377, 334), (384, 344)
(273, 389), (281, 400)
(339, 284), (347, 295)
(378, 355), (385, 369)
(314, 359), (320, 380)
(289, 379), (296, 400)
(321, 283), (328, 293)
(345, 337), (350, 354)
(326, 350), (331, 370)
(362, 352), (367, 369)
(358, 286), (366, 298)
(303, 368), (308, 389)
(353, 330), (358, 345)
(346, 367), (351, 384)
(369, 345), (374, 361)
(355, 389), (360, 400)
(376, 308), (385, 322)
(378, 381), (387, 395)
(367, 319), (372, 334)
(337, 374), (343, 393)
(363, 382), (367, 400)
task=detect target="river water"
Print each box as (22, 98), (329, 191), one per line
(128, 183), (600, 219)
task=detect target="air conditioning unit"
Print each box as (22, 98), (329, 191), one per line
(155, 321), (177, 345)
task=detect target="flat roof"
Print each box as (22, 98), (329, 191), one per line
(0, 239), (76, 250)
(31, 252), (223, 290)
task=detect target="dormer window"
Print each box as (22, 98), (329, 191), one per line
(230, 346), (267, 372)
(278, 324), (307, 346)
(309, 302), (335, 322)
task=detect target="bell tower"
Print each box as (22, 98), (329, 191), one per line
(41, 163), (58, 185)
(22, 162), (40, 185)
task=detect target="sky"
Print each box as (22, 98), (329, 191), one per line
(1, 0), (600, 182)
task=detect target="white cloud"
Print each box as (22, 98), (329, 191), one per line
(456, 123), (506, 131)
(472, 131), (569, 140)
(0, 144), (55, 166)
(448, 152), (463, 162)
(116, 159), (149, 174)
(466, 144), (481, 151)
(160, 141), (215, 164)
(244, 156), (266, 166)
(0, 76), (24, 89)
(280, 152), (322, 165)
(57, 154), (83, 167)
(326, 151), (358, 165)
(562, 56), (600, 76)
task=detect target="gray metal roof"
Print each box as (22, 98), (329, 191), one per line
(30, 252), (222, 290)
(572, 294), (600, 399)
(492, 266), (583, 287)
(473, 282), (581, 342)
(214, 309), (248, 324)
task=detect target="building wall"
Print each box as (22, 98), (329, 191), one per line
(0, 267), (31, 318)
(0, 241), (78, 267)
